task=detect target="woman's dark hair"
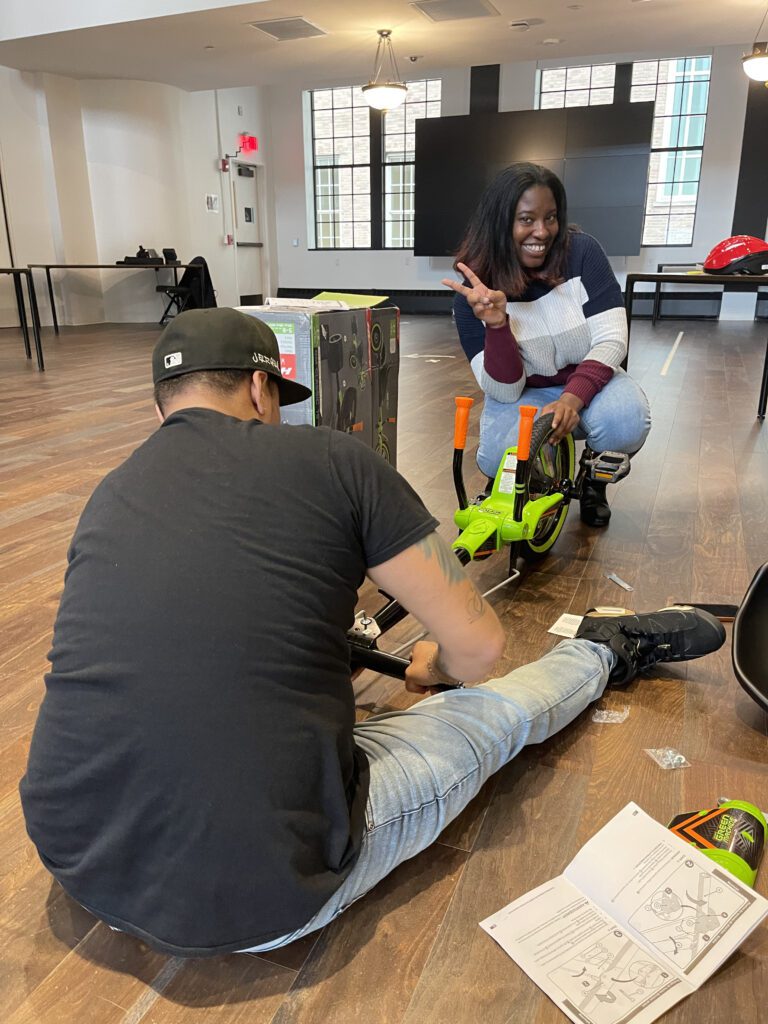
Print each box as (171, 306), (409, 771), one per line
(454, 162), (572, 297)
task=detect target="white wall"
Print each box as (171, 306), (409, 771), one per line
(78, 78), (275, 320)
(0, 0), (250, 41)
(40, 73), (104, 323)
(215, 84), (277, 300)
(80, 78), (193, 322)
(0, 66), (274, 326)
(0, 66), (59, 326)
(499, 61), (536, 111)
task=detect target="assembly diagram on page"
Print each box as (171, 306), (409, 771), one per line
(547, 929), (677, 1024)
(627, 860), (747, 970)
(548, 929), (684, 1024)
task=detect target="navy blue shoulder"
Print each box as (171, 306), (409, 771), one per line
(566, 232), (623, 313)
(564, 232), (603, 277)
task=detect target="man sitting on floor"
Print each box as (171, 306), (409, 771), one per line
(20, 308), (725, 958)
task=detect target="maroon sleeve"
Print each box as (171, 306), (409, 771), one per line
(483, 321), (524, 385)
(563, 359), (614, 407)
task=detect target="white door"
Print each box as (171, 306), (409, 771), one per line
(232, 162), (264, 305)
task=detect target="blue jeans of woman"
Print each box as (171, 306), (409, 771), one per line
(477, 369), (651, 478)
(240, 638), (615, 952)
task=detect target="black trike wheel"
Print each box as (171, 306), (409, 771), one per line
(519, 413), (575, 561)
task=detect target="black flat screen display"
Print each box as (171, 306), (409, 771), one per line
(413, 103), (654, 258)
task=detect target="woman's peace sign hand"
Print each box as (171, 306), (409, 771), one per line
(442, 263), (508, 328)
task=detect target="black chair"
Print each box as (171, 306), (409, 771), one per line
(156, 256), (216, 324)
(732, 562), (768, 713)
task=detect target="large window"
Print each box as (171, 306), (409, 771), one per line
(632, 57), (711, 246)
(310, 86), (371, 249)
(538, 64), (615, 108)
(536, 56), (711, 246)
(308, 79), (441, 250)
(382, 79), (442, 248)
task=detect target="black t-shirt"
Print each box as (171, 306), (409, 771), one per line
(20, 409), (438, 957)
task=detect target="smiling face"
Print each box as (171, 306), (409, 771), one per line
(512, 185), (559, 270)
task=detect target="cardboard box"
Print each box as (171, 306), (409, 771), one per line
(233, 309), (315, 428)
(368, 306), (399, 466)
(237, 300), (400, 466)
(316, 309), (372, 447)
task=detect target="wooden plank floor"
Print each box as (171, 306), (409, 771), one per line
(1, 316), (767, 1023)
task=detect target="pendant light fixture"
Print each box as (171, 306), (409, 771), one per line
(362, 29), (408, 111)
(743, 4), (768, 81)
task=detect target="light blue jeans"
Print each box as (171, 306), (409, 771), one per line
(240, 638), (615, 952)
(477, 369), (651, 478)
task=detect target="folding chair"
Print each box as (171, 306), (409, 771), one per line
(156, 256), (214, 324)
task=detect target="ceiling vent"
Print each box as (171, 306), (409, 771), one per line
(411, 0), (500, 22)
(248, 18), (326, 41)
(509, 18), (544, 31)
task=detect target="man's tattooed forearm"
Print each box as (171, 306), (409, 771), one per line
(416, 532), (467, 585)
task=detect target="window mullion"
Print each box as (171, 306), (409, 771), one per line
(371, 109), (383, 250)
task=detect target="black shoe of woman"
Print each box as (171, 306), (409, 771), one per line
(580, 478), (610, 527)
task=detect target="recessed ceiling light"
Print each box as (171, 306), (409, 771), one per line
(567, 3), (583, 8)
(204, 45), (215, 50)
(542, 37), (562, 45)
(510, 20), (530, 30)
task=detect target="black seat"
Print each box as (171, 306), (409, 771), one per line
(156, 256), (216, 325)
(732, 562), (768, 713)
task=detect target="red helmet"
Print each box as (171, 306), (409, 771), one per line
(703, 235), (768, 275)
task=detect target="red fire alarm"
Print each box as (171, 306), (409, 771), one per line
(220, 157), (230, 173)
(238, 133), (258, 153)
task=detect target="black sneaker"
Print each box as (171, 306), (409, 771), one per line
(580, 478), (610, 527)
(575, 606), (726, 686)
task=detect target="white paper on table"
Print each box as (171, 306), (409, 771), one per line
(480, 803), (768, 1024)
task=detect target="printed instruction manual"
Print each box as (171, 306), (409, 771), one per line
(480, 802), (768, 1024)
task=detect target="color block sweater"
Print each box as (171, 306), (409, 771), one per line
(453, 232), (628, 407)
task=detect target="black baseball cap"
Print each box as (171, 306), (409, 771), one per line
(152, 307), (312, 407)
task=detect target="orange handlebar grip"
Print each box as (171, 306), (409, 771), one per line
(516, 405), (538, 461)
(453, 396), (475, 450)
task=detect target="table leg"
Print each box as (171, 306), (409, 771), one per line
(26, 272), (45, 371)
(625, 280), (633, 339)
(622, 279), (636, 372)
(45, 267), (60, 334)
(12, 272), (31, 358)
(758, 335), (768, 420)
(652, 283), (662, 325)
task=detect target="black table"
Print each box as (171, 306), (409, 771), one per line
(1, 267), (44, 371)
(28, 262), (204, 335)
(625, 272), (768, 419)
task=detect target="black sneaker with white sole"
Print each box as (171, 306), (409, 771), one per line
(575, 605), (726, 686)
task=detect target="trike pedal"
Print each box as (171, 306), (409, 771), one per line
(583, 450), (630, 484)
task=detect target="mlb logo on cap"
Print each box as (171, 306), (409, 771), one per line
(164, 352), (183, 369)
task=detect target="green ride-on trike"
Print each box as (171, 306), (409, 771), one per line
(347, 397), (630, 685)
(450, 396), (629, 572)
